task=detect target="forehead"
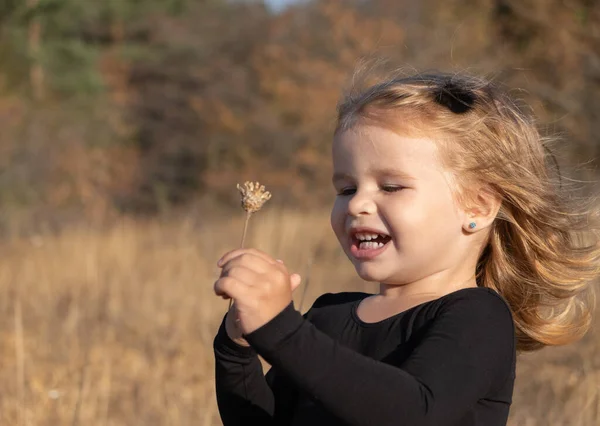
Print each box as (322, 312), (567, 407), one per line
(332, 125), (443, 173)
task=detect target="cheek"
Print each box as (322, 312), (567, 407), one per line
(416, 194), (463, 239)
(330, 198), (346, 238)
(384, 194), (455, 237)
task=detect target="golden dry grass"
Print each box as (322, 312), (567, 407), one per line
(0, 210), (598, 425)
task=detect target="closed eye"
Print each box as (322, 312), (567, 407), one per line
(381, 185), (404, 193)
(336, 187), (356, 196)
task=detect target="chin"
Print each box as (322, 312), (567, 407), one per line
(353, 264), (388, 282)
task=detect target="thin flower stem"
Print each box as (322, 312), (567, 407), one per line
(240, 211), (252, 249)
(229, 211), (253, 309)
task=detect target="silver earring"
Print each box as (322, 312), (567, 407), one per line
(469, 222), (476, 229)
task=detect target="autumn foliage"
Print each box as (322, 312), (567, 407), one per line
(0, 0), (598, 228)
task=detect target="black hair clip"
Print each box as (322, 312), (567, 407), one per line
(432, 81), (476, 114)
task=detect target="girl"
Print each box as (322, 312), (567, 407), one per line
(212, 71), (600, 426)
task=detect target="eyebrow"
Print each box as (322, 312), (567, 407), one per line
(332, 168), (417, 184)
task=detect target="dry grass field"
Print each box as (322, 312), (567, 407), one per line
(0, 209), (598, 425)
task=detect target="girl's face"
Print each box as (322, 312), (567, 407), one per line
(330, 124), (469, 284)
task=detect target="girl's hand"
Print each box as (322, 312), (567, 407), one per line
(215, 248), (302, 336)
(224, 302), (251, 347)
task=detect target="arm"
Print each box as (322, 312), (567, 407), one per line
(213, 250), (305, 425)
(244, 291), (515, 426)
(213, 313), (300, 425)
(214, 314), (275, 424)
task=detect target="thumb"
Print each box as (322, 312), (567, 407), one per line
(290, 273), (302, 291)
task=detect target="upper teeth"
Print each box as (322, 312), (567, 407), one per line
(355, 233), (384, 241)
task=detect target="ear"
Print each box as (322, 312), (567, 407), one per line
(463, 185), (502, 233)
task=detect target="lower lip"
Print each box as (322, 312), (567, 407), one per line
(350, 240), (390, 260)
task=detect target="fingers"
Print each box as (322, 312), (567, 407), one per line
(216, 265), (261, 299)
(290, 273), (302, 291)
(215, 249), (302, 301)
(219, 252), (277, 276)
(220, 264), (259, 285)
(278, 261), (301, 291)
(214, 276), (250, 300)
(218, 248), (279, 268)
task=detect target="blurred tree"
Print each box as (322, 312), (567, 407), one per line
(0, 0), (193, 230)
(125, 0), (272, 212)
(493, 0), (600, 168)
(26, 0), (45, 100)
(0, 0), (598, 230)
(0, 0), (190, 98)
(126, 0), (406, 211)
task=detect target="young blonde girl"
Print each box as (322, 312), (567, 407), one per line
(213, 70), (600, 426)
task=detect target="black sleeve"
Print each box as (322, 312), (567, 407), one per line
(213, 315), (275, 424)
(213, 313), (299, 425)
(244, 291), (515, 426)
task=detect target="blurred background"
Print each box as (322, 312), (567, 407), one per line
(0, 0), (598, 425)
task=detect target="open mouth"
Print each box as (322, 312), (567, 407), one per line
(350, 231), (392, 258)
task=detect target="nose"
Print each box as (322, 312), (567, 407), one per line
(347, 190), (376, 217)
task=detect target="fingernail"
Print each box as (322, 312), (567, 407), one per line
(276, 259), (283, 263)
(217, 258), (223, 267)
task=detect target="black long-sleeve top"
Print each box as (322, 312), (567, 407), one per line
(213, 287), (516, 426)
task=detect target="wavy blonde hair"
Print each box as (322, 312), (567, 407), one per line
(335, 69), (600, 352)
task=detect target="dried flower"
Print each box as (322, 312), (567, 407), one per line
(237, 181), (272, 213)
(228, 181), (271, 309)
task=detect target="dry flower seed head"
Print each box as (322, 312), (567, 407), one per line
(228, 181), (272, 310)
(237, 181), (272, 213)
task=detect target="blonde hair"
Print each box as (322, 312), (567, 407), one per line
(336, 70), (600, 352)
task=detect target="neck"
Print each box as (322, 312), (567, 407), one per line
(378, 270), (478, 301)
